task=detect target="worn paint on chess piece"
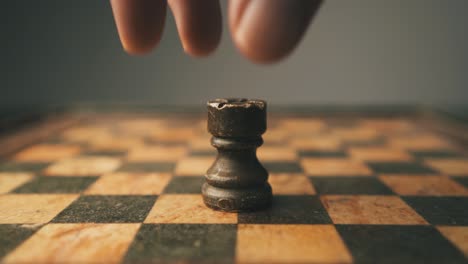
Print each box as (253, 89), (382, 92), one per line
(202, 98), (272, 212)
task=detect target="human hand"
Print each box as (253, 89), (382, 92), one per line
(110, 0), (322, 64)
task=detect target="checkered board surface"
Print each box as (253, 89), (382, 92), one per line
(1, 113), (468, 264)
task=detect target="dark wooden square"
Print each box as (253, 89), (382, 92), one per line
(342, 137), (386, 147)
(453, 177), (468, 188)
(367, 162), (437, 174)
(0, 162), (50, 172)
(81, 149), (128, 157)
(311, 176), (393, 195)
(41, 137), (75, 145)
(188, 150), (216, 156)
(336, 225), (467, 264)
(118, 162), (175, 173)
(0, 224), (42, 258)
(238, 195), (331, 224)
(124, 224), (236, 263)
(163, 177), (204, 194)
(262, 162), (303, 173)
(145, 138), (188, 146)
(52, 195), (156, 223)
(324, 118), (358, 128)
(12, 176), (98, 193)
(410, 150), (464, 159)
(403, 197), (468, 226)
(298, 150), (347, 158)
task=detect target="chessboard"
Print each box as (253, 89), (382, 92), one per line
(0, 108), (467, 263)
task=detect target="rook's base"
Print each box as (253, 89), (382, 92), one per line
(202, 183), (272, 212)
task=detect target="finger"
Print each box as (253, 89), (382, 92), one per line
(168, 0), (222, 57)
(229, 0), (322, 63)
(110, 0), (167, 55)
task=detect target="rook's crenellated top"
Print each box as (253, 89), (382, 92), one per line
(207, 98), (267, 138)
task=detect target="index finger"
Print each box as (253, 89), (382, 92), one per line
(110, 0), (167, 55)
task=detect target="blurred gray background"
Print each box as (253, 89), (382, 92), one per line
(2, 0), (467, 108)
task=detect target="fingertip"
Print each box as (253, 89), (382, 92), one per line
(229, 0), (322, 64)
(169, 0), (222, 58)
(110, 0), (167, 55)
(182, 39), (220, 57)
(233, 32), (292, 64)
(121, 39), (159, 56)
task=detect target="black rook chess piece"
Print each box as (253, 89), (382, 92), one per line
(202, 98), (272, 212)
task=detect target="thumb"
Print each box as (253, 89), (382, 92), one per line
(229, 0), (322, 64)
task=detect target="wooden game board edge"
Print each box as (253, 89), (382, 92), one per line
(1, 104), (467, 157)
(419, 109), (468, 150)
(0, 112), (85, 159)
(64, 102), (422, 116)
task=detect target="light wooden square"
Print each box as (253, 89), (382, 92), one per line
(61, 126), (111, 143)
(236, 224), (352, 263)
(88, 136), (144, 151)
(359, 118), (415, 133)
(194, 119), (207, 132)
(3, 223), (140, 264)
(301, 158), (372, 176)
(0, 173), (34, 194)
(175, 157), (214, 176)
(278, 118), (325, 133)
(152, 128), (195, 142)
(437, 226), (468, 258)
(321, 195), (428, 225)
(289, 136), (341, 151)
(263, 129), (289, 144)
(257, 146), (297, 162)
(127, 146), (187, 162)
(389, 135), (454, 150)
(349, 147), (413, 162)
(44, 156), (121, 176)
(268, 173), (315, 195)
(145, 194), (237, 224)
(379, 175), (468, 196)
(331, 127), (379, 141)
(0, 194), (78, 223)
(14, 144), (81, 162)
(85, 172), (172, 195)
(117, 118), (167, 136)
(189, 136), (213, 151)
(425, 159), (468, 175)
